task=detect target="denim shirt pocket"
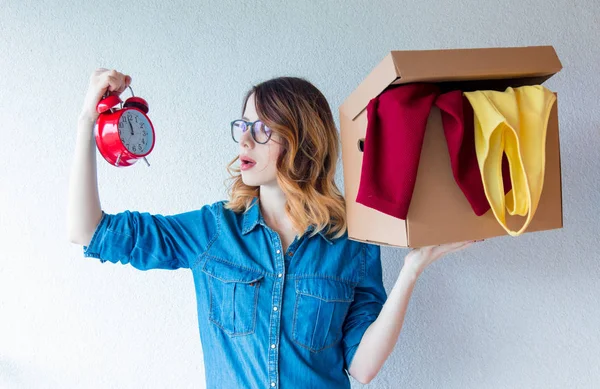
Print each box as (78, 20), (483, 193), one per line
(292, 278), (355, 352)
(201, 256), (265, 337)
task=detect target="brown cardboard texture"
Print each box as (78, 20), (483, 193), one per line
(339, 46), (563, 248)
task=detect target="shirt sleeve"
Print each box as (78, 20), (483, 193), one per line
(82, 202), (220, 270)
(342, 242), (387, 373)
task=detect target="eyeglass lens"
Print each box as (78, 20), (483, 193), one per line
(232, 121), (271, 143)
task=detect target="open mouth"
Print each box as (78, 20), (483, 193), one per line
(240, 157), (256, 169)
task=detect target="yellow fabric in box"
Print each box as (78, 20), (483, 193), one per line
(464, 86), (556, 236)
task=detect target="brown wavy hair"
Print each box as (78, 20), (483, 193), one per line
(223, 77), (347, 240)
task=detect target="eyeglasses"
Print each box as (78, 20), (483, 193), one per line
(231, 119), (272, 144)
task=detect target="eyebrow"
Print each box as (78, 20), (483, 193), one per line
(242, 116), (249, 120)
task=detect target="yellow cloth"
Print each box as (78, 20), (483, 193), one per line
(464, 86), (556, 236)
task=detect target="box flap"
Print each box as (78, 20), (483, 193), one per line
(339, 52), (400, 123)
(340, 45), (562, 121)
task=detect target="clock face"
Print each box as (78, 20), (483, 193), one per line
(118, 110), (153, 155)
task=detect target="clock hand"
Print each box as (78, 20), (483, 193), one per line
(128, 117), (134, 136)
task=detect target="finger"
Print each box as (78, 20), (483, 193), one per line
(444, 241), (476, 255)
(116, 82), (129, 94)
(106, 75), (128, 95)
(433, 241), (474, 256)
(119, 76), (132, 93)
(106, 76), (120, 92)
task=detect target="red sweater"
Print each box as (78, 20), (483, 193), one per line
(356, 83), (511, 220)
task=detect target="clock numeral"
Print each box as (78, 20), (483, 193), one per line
(142, 130), (147, 136)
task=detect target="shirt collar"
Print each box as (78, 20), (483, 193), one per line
(242, 197), (333, 245)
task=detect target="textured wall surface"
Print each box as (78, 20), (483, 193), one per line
(1, 0), (599, 388)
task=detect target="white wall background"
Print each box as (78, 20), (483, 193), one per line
(1, 0), (599, 388)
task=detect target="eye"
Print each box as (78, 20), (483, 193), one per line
(261, 123), (272, 134)
(235, 121), (247, 130)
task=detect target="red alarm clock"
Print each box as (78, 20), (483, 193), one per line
(94, 86), (155, 167)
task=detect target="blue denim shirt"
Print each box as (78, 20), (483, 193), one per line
(83, 198), (387, 388)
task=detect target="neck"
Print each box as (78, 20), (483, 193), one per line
(258, 184), (293, 232)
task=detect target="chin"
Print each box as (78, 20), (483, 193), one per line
(241, 173), (276, 188)
(241, 175), (262, 187)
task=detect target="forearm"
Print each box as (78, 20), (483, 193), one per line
(348, 266), (419, 383)
(67, 116), (103, 244)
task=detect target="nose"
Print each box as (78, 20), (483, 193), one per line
(240, 125), (254, 149)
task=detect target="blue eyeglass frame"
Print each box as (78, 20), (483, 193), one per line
(230, 119), (273, 144)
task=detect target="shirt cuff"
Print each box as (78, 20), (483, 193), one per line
(82, 211), (108, 261)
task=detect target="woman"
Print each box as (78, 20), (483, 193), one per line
(68, 69), (476, 388)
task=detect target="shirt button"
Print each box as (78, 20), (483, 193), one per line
(276, 250), (280, 254)
(273, 306), (278, 311)
(277, 273), (282, 278)
(271, 344), (276, 349)
(271, 383), (276, 387)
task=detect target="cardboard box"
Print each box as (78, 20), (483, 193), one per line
(339, 46), (563, 248)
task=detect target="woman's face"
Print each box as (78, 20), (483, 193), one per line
(239, 93), (283, 187)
